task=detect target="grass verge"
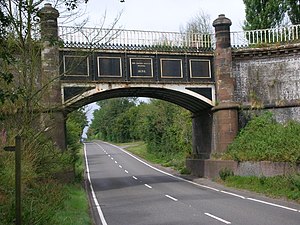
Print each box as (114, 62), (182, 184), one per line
(50, 184), (91, 225)
(221, 174), (300, 203)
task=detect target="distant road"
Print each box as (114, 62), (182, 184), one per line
(84, 141), (300, 225)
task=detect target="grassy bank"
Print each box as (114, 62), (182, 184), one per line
(50, 146), (92, 225)
(221, 174), (300, 203)
(50, 184), (91, 225)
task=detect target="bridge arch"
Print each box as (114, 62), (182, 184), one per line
(63, 84), (215, 113)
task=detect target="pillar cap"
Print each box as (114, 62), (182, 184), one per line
(38, 3), (59, 19)
(213, 14), (232, 27)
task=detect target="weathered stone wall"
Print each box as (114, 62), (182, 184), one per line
(232, 44), (300, 123)
(186, 159), (300, 178)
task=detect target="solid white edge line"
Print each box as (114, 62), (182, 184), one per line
(247, 197), (298, 212)
(96, 142), (300, 213)
(205, 213), (231, 224)
(144, 184), (152, 189)
(84, 143), (108, 225)
(221, 190), (245, 199)
(165, 194), (178, 202)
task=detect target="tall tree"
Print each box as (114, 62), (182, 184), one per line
(243, 0), (286, 30)
(286, 0), (300, 24)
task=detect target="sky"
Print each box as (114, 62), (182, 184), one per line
(82, 0), (246, 32)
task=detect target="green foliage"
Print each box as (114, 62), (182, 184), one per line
(219, 168), (234, 181)
(89, 98), (136, 142)
(286, 0), (300, 24)
(224, 174), (300, 202)
(243, 0), (286, 30)
(226, 112), (300, 163)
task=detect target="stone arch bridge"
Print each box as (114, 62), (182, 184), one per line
(38, 4), (300, 176)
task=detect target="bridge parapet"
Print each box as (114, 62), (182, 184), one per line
(231, 24), (300, 48)
(58, 26), (214, 52)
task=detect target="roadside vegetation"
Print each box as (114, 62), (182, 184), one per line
(224, 112), (300, 163)
(219, 171), (300, 203)
(0, 109), (91, 225)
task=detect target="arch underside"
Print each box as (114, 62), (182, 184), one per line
(63, 84), (215, 113)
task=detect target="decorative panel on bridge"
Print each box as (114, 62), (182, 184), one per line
(60, 51), (213, 82)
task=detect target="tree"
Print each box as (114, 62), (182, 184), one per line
(243, 0), (286, 30)
(180, 10), (212, 34)
(285, 0), (300, 24)
(89, 98), (136, 141)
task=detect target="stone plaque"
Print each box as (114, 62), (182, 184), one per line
(130, 58), (153, 77)
(190, 59), (211, 78)
(160, 59), (183, 78)
(64, 55), (89, 76)
(98, 57), (122, 77)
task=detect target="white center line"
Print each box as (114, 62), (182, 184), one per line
(125, 170), (129, 174)
(205, 213), (231, 224)
(132, 176), (138, 180)
(165, 194), (178, 202)
(144, 184), (152, 189)
(119, 165), (122, 168)
(114, 161), (118, 164)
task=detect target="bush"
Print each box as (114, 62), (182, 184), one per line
(226, 112), (300, 163)
(219, 168), (234, 181)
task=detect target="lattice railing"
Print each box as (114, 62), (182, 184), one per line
(231, 24), (300, 48)
(58, 26), (214, 51)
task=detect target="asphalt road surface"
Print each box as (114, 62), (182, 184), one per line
(84, 141), (300, 225)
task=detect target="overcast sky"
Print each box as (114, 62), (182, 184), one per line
(82, 0), (246, 32)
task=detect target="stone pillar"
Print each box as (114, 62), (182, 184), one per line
(38, 4), (66, 150)
(192, 109), (212, 159)
(212, 14), (239, 153)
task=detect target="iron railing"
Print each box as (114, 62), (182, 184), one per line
(231, 24), (300, 48)
(58, 26), (214, 51)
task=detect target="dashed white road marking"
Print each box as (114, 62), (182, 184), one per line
(132, 176), (138, 180)
(205, 213), (231, 224)
(144, 184), (152, 189)
(125, 170), (129, 174)
(165, 194), (178, 202)
(114, 161), (118, 164)
(119, 165), (123, 168)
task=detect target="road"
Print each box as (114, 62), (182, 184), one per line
(84, 141), (300, 225)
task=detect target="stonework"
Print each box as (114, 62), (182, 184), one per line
(232, 45), (300, 122)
